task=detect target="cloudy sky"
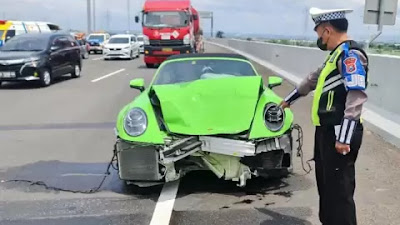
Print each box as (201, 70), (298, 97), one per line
(1, 0), (400, 41)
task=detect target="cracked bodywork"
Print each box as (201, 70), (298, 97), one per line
(114, 54), (296, 187)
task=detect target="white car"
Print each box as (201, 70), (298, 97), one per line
(136, 34), (144, 53)
(103, 34), (140, 60)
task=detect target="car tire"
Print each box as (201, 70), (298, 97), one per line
(71, 64), (81, 78)
(39, 69), (52, 87)
(136, 50), (140, 58)
(0, 81), (2, 87)
(146, 63), (155, 68)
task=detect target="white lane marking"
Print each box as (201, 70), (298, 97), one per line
(61, 173), (105, 177)
(91, 69), (126, 83)
(92, 57), (104, 61)
(149, 180), (180, 225)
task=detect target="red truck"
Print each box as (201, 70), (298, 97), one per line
(136, 0), (202, 68)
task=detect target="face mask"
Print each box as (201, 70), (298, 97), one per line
(317, 30), (328, 51)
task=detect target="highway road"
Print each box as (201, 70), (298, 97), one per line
(1, 44), (400, 225)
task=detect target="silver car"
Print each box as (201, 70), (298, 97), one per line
(103, 34), (141, 60)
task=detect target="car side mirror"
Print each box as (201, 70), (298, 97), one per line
(130, 78), (145, 92)
(135, 16), (140, 23)
(50, 46), (60, 52)
(268, 76), (283, 89)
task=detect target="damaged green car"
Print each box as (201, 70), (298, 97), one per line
(114, 53), (295, 187)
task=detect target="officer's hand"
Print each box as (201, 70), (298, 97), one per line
(280, 100), (290, 110)
(335, 142), (350, 155)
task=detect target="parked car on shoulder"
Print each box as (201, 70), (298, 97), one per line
(0, 33), (82, 87)
(103, 34), (140, 60)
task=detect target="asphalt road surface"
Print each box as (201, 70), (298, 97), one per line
(1, 44), (399, 225)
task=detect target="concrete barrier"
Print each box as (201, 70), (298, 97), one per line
(208, 38), (400, 147)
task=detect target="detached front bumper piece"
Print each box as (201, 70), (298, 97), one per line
(115, 133), (293, 186)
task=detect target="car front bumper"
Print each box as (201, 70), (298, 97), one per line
(89, 46), (103, 52)
(103, 49), (131, 59)
(144, 45), (193, 64)
(0, 63), (41, 82)
(115, 132), (293, 186)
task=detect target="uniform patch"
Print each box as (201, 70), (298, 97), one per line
(344, 57), (357, 74)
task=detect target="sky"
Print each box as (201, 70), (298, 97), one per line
(1, 0), (400, 41)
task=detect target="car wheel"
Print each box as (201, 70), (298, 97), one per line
(137, 50), (140, 58)
(146, 63), (155, 68)
(71, 64), (81, 78)
(39, 69), (52, 87)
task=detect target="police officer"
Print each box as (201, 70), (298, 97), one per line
(280, 8), (368, 225)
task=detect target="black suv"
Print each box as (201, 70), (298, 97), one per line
(0, 33), (82, 87)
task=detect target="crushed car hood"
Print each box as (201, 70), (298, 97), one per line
(152, 76), (262, 135)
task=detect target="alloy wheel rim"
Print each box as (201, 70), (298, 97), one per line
(43, 71), (51, 84)
(75, 65), (80, 76)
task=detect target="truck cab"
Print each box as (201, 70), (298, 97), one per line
(138, 0), (200, 68)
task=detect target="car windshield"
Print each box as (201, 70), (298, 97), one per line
(137, 37), (144, 42)
(108, 38), (129, 44)
(0, 35), (48, 51)
(153, 59), (256, 85)
(144, 11), (189, 28)
(88, 35), (105, 42)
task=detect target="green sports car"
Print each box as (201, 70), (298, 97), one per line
(114, 53), (295, 187)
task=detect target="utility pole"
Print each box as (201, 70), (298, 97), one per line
(87, 0), (92, 33)
(106, 9), (111, 31)
(127, 0), (131, 33)
(93, 0), (96, 31)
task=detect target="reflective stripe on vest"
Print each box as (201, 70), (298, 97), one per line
(312, 45), (344, 126)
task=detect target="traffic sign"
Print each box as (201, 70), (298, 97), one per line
(364, 0), (398, 26)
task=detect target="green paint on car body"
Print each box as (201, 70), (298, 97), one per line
(116, 93), (166, 144)
(152, 76), (262, 135)
(249, 88), (294, 139)
(116, 56), (294, 143)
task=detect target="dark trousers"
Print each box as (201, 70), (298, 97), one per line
(314, 124), (363, 225)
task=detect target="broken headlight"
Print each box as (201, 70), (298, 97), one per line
(124, 108), (147, 137)
(264, 103), (284, 132)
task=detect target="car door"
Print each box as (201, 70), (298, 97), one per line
(131, 36), (138, 53)
(57, 36), (74, 75)
(49, 37), (66, 77)
(65, 36), (80, 70)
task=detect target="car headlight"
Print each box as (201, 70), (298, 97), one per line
(143, 35), (150, 45)
(264, 103), (284, 132)
(22, 57), (41, 67)
(124, 46), (131, 50)
(123, 108), (147, 137)
(183, 34), (191, 45)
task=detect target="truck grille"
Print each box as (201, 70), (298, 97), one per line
(150, 40), (184, 46)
